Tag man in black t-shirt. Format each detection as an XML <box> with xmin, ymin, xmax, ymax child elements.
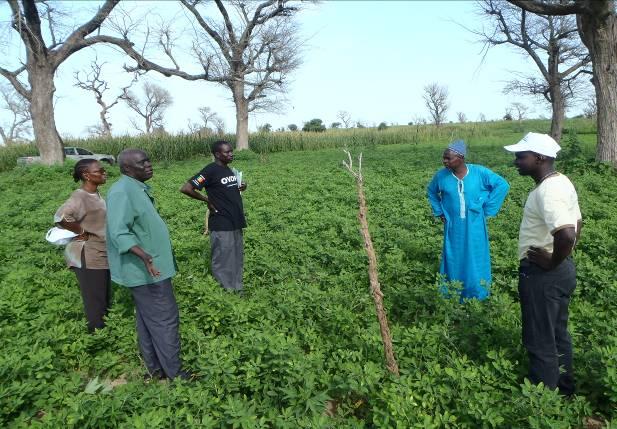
<box><xmin>180</xmin><ymin>141</ymin><xmax>247</xmax><ymax>291</ymax></box>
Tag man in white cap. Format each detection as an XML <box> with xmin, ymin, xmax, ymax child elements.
<box><xmin>504</xmin><ymin>132</ymin><xmax>582</xmax><ymax>396</ymax></box>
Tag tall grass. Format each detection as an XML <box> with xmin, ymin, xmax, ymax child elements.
<box><xmin>0</xmin><ymin>133</ymin><xmax>233</xmax><ymax>172</ymax></box>
<box><xmin>0</xmin><ymin>118</ymin><xmax>596</xmax><ymax>172</ymax></box>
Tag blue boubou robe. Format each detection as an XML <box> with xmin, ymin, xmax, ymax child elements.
<box><xmin>427</xmin><ymin>164</ymin><xmax>510</xmax><ymax>300</ymax></box>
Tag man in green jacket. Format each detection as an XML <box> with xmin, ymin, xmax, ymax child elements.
<box><xmin>106</xmin><ymin>149</ymin><xmax>188</xmax><ymax>380</ymax></box>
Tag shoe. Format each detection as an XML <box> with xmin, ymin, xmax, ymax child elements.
<box><xmin>174</xmin><ymin>370</ymin><xmax>194</xmax><ymax>381</ymax></box>
<box><xmin>144</xmin><ymin>368</ymin><xmax>166</xmax><ymax>381</ymax></box>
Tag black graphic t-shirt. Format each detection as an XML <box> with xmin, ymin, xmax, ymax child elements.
<box><xmin>190</xmin><ymin>163</ymin><xmax>246</xmax><ymax>231</ymax></box>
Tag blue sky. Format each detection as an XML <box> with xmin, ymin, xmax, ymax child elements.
<box><xmin>0</xmin><ymin>1</ymin><xmax>583</xmax><ymax>139</ymax></box>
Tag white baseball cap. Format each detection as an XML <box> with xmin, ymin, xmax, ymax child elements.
<box><xmin>504</xmin><ymin>132</ymin><xmax>561</xmax><ymax>158</ymax></box>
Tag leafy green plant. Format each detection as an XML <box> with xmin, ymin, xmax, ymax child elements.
<box><xmin>0</xmin><ymin>130</ymin><xmax>615</xmax><ymax>427</ymax></box>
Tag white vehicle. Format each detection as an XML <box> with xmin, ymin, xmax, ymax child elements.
<box><xmin>17</xmin><ymin>147</ymin><xmax>116</xmax><ymax>165</ymax></box>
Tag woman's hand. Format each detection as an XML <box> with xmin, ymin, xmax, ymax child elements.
<box><xmin>57</xmin><ymin>220</ymin><xmax>89</xmax><ymax>241</ymax></box>
<box><xmin>75</xmin><ymin>229</ymin><xmax>89</xmax><ymax>241</ymax></box>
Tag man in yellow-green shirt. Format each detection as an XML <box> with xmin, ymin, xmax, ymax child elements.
<box><xmin>505</xmin><ymin>133</ymin><xmax>582</xmax><ymax>397</ymax></box>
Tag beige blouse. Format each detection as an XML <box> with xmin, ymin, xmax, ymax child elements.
<box><xmin>54</xmin><ymin>189</ymin><xmax>108</xmax><ymax>269</ymax></box>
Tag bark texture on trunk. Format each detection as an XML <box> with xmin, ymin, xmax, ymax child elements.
<box><xmin>580</xmin><ymin>2</ymin><xmax>617</xmax><ymax>164</ymax></box>
<box><xmin>549</xmin><ymin>86</ymin><xmax>566</xmax><ymax>143</ymax></box>
<box><xmin>547</xmin><ymin>37</ymin><xmax>566</xmax><ymax>143</ymax></box>
<box><xmin>96</xmin><ymin>101</ymin><xmax>112</xmax><ymax>137</ymax></box>
<box><xmin>28</xmin><ymin>69</ymin><xmax>64</xmax><ymax>165</ymax></box>
<box><xmin>233</xmin><ymin>82</ymin><xmax>250</xmax><ymax>150</ymax></box>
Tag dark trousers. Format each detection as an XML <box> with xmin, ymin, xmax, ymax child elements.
<box><xmin>72</xmin><ymin>256</ymin><xmax>112</xmax><ymax>333</ymax></box>
<box><xmin>210</xmin><ymin>229</ymin><xmax>244</xmax><ymax>290</ymax></box>
<box><xmin>130</xmin><ymin>278</ymin><xmax>182</xmax><ymax>379</ymax></box>
<box><xmin>518</xmin><ymin>257</ymin><xmax>576</xmax><ymax>395</ymax></box>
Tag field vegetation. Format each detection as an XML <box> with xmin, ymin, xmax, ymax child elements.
<box><xmin>0</xmin><ymin>118</ymin><xmax>597</xmax><ymax>172</ymax></box>
<box><xmin>1</xmin><ymin>119</ymin><xmax>616</xmax><ymax>428</ymax></box>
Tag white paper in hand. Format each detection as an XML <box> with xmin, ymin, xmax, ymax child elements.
<box><xmin>233</xmin><ymin>168</ymin><xmax>243</xmax><ymax>189</ymax></box>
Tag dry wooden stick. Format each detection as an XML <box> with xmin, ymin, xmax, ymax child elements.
<box><xmin>342</xmin><ymin>150</ymin><xmax>400</xmax><ymax>376</ymax></box>
<box><xmin>203</xmin><ymin>208</ymin><xmax>209</xmax><ymax>235</ymax></box>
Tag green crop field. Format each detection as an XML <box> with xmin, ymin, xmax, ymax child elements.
<box><xmin>1</xmin><ymin>121</ymin><xmax>616</xmax><ymax>428</ymax></box>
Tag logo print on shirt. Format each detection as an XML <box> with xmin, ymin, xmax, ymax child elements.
<box><xmin>221</xmin><ymin>175</ymin><xmax>237</xmax><ymax>186</ymax></box>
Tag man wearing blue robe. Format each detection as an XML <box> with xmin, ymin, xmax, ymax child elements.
<box><xmin>427</xmin><ymin>140</ymin><xmax>510</xmax><ymax>300</ymax></box>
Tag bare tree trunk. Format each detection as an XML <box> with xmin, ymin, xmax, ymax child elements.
<box><xmin>95</xmin><ymin>99</ymin><xmax>112</xmax><ymax>137</ymax></box>
<box><xmin>579</xmin><ymin>7</ymin><xmax>617</xmax><ymax>164</ymax></box>
<box><xmin>98</xmin><ymin>108</ymin><xmax>112</xmax><ymax>137</ymax></box>
<box><xmin>343</xmin><ymin>151</ymin><xmax>399</xmax><ymax>377</ymax></box>
<box><xmin>233</xmin><ymin>82</ymin><xmax>250</xmax><ymax>150</ymax></box>
<box><xmin>549</xmin><ymin>86</ymin><xmax>566</xmax><ymax>142</ymax></box>
<box><xmin>29</xmin><ymin>69</ymin><xmax>63</xmax><ymax>164</ymax></box>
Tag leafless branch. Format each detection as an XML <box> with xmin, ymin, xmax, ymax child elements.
<box><xmin>51</xmin><ymin>0</ymin><xmax>121</xmax><ymax>69</ymax></box>
<box><xmin>74</xmin><ymin>59</ymin><xmax>135</xmax><ymax>136</ymax></box>
<box><xmin>0</xmin><ymin>65</ymin><xmax>30</xmax><ymax>99</ymax></box>
<box><xmin>507</xmin><ymin>0</ymin><xmax>587</xmax><ymax>16</ymax></box>
<box><xmin>342</xmin><ymin>149</ymin><xmax>362</xmax><ymax>181</ymax></box>
<box><xmin>0</xmin><ymin>84</ymin><xmax>32</xmax><ymax>144</ymax></box>
<box><xmin>157</xmin><ymin>22</ymin><xmax>181</xmax><ymax>70</ymax></box>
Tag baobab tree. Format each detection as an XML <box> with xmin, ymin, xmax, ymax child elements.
<box><xmin>508</xmin><ymin>0</ymin><xmax>617</xmax><ymax>164</ymax></box>
<box><xmin>74</xmin><ymin>59</ymin><xmax>134</xmax><ymax>137</ymax></box>
<box><xmin>475</xmin><ymin>0</ymin><xmax>591</xmax><ymax>142</ymax></box>
<box><xmin>0</xmin><ymin>0</ymin><xmax>121</xmax><ymax>164</ymax></box>
<box><xmin>423</xmin><ymin>82</ymin><xmax>449</xmax><ymax>127</ymax></box>
<box><xmin>100</xmin><ymin>0</ymin><xmax>305</xmax><ymax>150</ymax></box>
<box><xmin>121</xmin><ymin>82</ymin><xmax>173</xmax><ymax>135</ymax></box>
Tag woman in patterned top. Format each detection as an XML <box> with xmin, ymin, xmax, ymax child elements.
<box><xmin>55</xmin><ymin>159</ymin><xmax>111</xmax><ymax>333</ymax></box>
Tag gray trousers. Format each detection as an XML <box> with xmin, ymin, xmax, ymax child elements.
<box><xmin>519</xmin><ymin>257</ymin><xmax>576</xmax><ymax>395</ymax></box>
<box><xmin>130</xmin><ymin>278</ymin><xmax>182</xmax><ymax>379</ymax></box>
<box><xmin>210</xmin><ymin>229</ymin><xmax>244</xmax><ymax>290</ymax></box>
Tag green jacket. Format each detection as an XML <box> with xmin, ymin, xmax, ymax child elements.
<box><xmin>106</xmin><ymin>175</ymin><xmax>176</xmax><ymax>287</ymax></box>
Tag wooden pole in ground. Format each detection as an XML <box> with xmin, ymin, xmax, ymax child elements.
<box><xmin>343</xmin><ymin>150</ymin><xmax>400</xmax><ymax>376</ymax></box>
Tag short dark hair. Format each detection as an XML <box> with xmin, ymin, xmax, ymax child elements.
<box><xmin>211</xmin><ymin>140</ymin><xmax>231</xmax><ymax>155</ymax></box>
<box><xmin>118</xmin><ymin>149</ymin><xmax>146</xmax><ymax>174</ymax></box>
<box><xmin>72</xmin><ymin>159</ymin><xmax>98</xmax><ymax>182</ymax></box>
